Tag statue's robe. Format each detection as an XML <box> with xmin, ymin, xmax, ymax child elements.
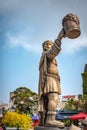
<box><xmin>38</xmin><ymin>40</ymin><xmax>62</xmax><ymax>112</ymax></box>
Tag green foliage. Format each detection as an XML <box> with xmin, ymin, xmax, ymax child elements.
<box><xmin>63</xmin><ymin>119</ymin><xmax>71</xmax><ymax>127</ymax></box>
<box><xmin>65</xmin><ymin>96</ymin><xmax>87</xmax><ymax>112</ymax></box>
<box><xmin>64</xmin><ymin>99</ymin><xmax>77</xmax><ymax>111</ymax></box>
<box><xmin>82</xmin><ymin>71</ymin><xmax>87</xmax><ymax>111</ymax></box>
<box><xmin>82</xmin><ymin>72</ymin><xmax>87</xmax><ymax>94</ymax></box>
<box><xmin>83</xmin><ymin>94</ymin><xmax>87</xmax><ymax>112</ymax></box>
<box><xmin>2</xmin><ymin>111</ymin><xmax>32</xmax><ymax>130</ymax></box>
<box><xmin>12</xmin><ymin>87</ymin><xmax>38</xmax><ymax>114</ymax></box>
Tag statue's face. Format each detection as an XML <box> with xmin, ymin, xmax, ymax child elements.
<box><xmin>43</xmin><ymin>42</ymin><xmax>53</xmax><ymax>51</ymax></box>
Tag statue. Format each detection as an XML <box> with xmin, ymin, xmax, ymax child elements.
<box><xmin>38</xmin><ymin>13</ymin><xmax>81</xmax><ymax>128</ymax></box>
<box><xmin>38</xmin><ymin>29</ymin><xmax>65</xmax><ymax>128</ymax></box>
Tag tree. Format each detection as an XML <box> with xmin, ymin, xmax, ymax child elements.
<box><xmin>11</xmin><ymin>87</ymin><xmax>38</xmax><ymax>114</ymax></box>
<box><xmin>81</xmin><ymin>67</ymin><xmax>87</xmax><ymax>112</ymax></box>
<box><xmin>64</xmin><ymin>99</ymin><xmax>78</xmax><ymax>111</ymax></box>
<box><xmin>83</xmin><ymin>94</ymin><xmax>87</xmax><ymax>112</ymax></box>
<box><xmin>64</xmin><ymin>97</ymin><xmax>87</xmax><ymax>112</ymax></box>
<box><xmin>82</xmin><ymin>72</ymin><xmax>87</xmax><ymax>94</ymax></box>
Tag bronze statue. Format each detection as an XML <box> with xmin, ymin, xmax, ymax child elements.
<box><xmin>38</xmin><ymin>13</ymin><xmax>81</xmax><ymax>128</ymax></box>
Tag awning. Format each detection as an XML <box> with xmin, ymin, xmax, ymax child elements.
<box><xmin>69</xmin><ymin>112</ymin><xmax>87</xmax><ymax>120</ymax></box>
<box><xmin>56</xmin><ymin>112</ymin><xmax>66</xmax><ymax>120</ymax></box>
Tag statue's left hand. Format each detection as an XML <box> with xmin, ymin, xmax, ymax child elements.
<box><xmin>57</xmin><ymin>28</ymin><xmax>66</xmax><ymax>40</ymax></box>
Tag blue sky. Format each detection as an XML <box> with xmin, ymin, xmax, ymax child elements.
<box><xmin>0</xmin><ymin>0</ymin><xmax>87</xmax><ymax>103</ymax></box>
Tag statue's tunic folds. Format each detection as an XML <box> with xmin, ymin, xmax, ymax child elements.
<box><xmin>38</xmin><ymin>40</ymin><xmax>61</xmax><ymax>112</ymax></box>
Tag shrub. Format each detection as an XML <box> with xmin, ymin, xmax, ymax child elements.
<box><xmin>2</xmin><ymin>111</ymin><xmax>32</xmax><ymax>130</ymax></box>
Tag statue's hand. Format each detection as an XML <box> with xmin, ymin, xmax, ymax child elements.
<box><xmin>54</xmin><ymin>28</ymin><xmax>66</xmax><ymax>47</ymax></box>
<box><xmin>57</xmin><ymin>28</ymin><xmax>66</xmax><ymax>40</ymax></box>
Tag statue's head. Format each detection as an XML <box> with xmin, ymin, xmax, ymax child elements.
<box><xmin>42</xmin><ymin>40</ymin><xmax>53</xmax><ymax>51</ymax></box>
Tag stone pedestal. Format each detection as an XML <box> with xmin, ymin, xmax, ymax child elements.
<box><xmin>34</xmin><ymin>126</ymin><xmax>69</xmax><ymax>130</ymax></box>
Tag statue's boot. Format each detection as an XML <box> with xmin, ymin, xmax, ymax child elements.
<box><xmin>45</xmin><ymin>111</ymin><xmax>65</xmax><ymax>128</ymax></box>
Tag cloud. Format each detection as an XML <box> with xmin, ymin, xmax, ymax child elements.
<box><xmin>0</xmin><ymin>0</ymin><xmax>87</xmax><ymax>55</ymax></box>
<box><xmin>5</xmin><ymin>32</ymin><xmax>41</xmax><ymax>53</ymax></box>
<box><xmin>4</xmin><ymin>31</ymin><xmax>87</xmax><ymax>55</ymax></box>
<box><xmin>62</xmin><ymin>34</ymin><xmax>87</xmax><ymax>54</ymax></box>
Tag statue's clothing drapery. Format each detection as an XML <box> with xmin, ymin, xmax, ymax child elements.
<box><xmin>38</xmin><ymin>41</ymin><xmax>61</xmax><ymax>112</ymax></box>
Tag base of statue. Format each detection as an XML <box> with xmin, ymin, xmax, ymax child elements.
<box><xmin>34</xmin><ymin>126</ymin><xmax>69</xmax><ymax>130</ymax></box>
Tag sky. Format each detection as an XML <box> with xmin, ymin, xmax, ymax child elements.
<box><xmin>0</xmin><ymin>0</ymin><xmax>87</xmax><ymax>103</ymax></box>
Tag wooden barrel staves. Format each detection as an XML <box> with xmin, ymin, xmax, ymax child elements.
<box><xmin>62</xmin><ymin>13</ymin><xmax>81</xmax><ymax>39</ymax></box>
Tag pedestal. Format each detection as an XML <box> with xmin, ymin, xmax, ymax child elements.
<box><xmin>34</xmin><ymin>126</ymin><xmax>69</xmax><ymax>130</ymax></box>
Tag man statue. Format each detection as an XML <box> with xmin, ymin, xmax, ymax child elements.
<box><xmin>38</xmin><ymin>28</ymin><xmax>65</xmax><ymax>128</ymax></box>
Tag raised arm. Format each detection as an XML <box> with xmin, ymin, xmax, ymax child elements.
<box><xmin>46</xmin><ymin>28</ymin><xmax>65</xmax><ymax>59</ymax></box>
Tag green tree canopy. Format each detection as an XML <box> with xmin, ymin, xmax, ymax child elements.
<box><xmin>11</xmin><ymin>87</ymin><xmax>38</xmax><ymax>114</ymax></box>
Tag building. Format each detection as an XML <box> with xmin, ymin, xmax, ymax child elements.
<box><xmin>62</xmin><ymin>95</ymin><xmax>78</xmax><ymax>101</ymax></box>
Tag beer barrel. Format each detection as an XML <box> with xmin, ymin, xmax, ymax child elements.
<box><xmin>62</xmin><ymin>13</ymin><xmax>81</xmax><ymax>39</ymax></box>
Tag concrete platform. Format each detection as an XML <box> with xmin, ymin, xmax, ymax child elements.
<box><xmin>34</xmin><ymin>126</ymin><xmax>69</xmax><ymax>130</ymax></box>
